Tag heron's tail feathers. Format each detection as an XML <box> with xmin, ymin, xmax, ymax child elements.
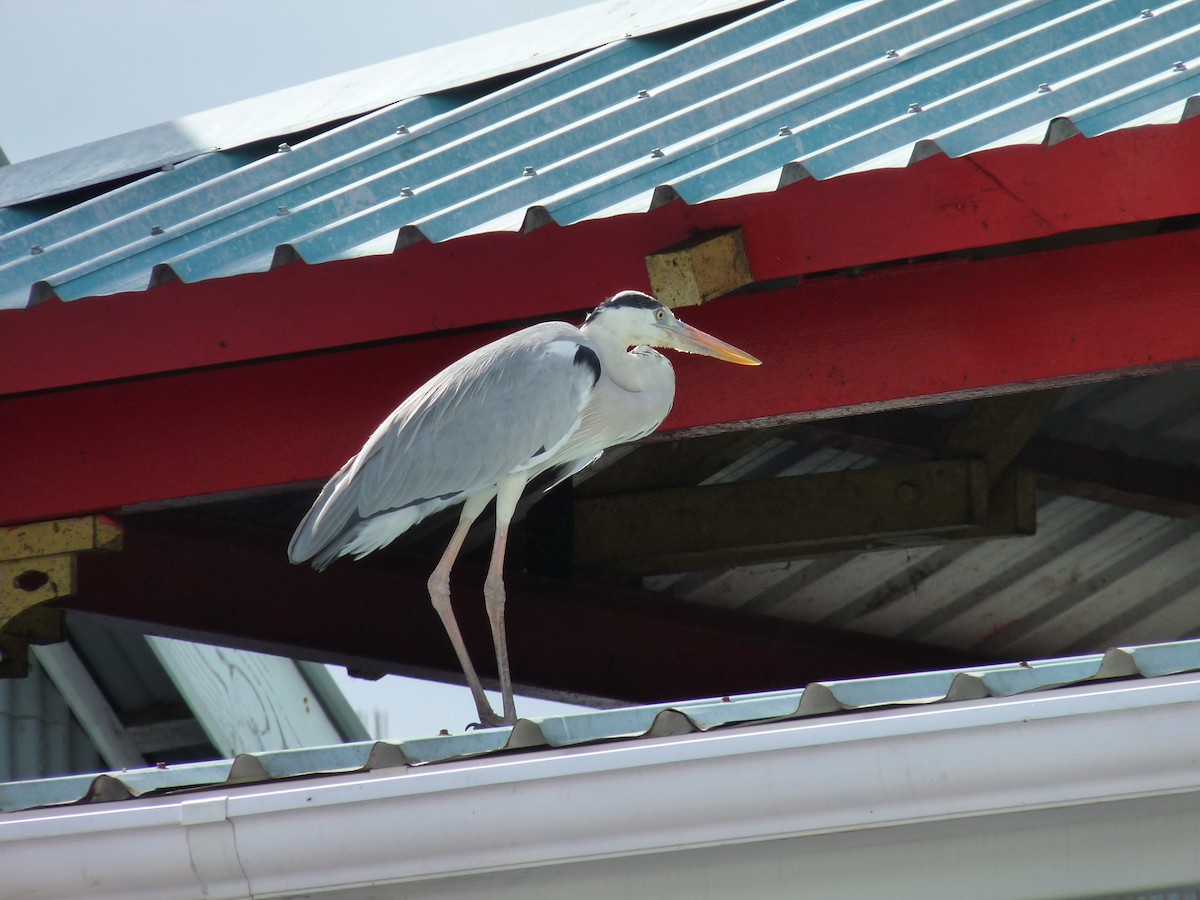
<box><xmin>288</xmin><ymin>457</ymin><xmax>362</xmax><ymax>568</ymax></box>
<box><xmin>289</xmin><ymin>459</ymin><xmax>441</xmax><ymax>570</ymax></box>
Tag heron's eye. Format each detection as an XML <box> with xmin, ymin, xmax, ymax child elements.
<box><xmin>655</xmin><ymin>308</ymin><xmax>665</xmax><ymax>321</ymax></box>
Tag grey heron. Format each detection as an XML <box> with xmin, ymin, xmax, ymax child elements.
<box><xmin>289</xmin><ymin>290</ymin><xmax>761</xmax><ymax>726</ymax></box>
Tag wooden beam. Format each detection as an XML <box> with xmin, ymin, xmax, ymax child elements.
<box><xmin>30</xmin><ymin>642</ymin><xmax>146</xmax><ymax>769</ymax></box>
<box><xmin>805</xmin><ymin>410</ymin><xmax>1200</xmax><ymax>524</ymax></box>
<box><xmin>66</xmin><ymin>513</ymin><xmax>988</xmax><ymax>703</ymax></box>
<box><xmin>937</xmin><ymin>389</ymin><xmax>1066</xmax><ymax>482</ymax></box>
<box><xmin>578</xmin><ymin>426</ymin><xmax>790</xmax><ymax>496</ymax></box>
<box><xmin>5</xmin><ymin>228</ymin><xmax>1200</xmax><ymax>527</ymax></box>
<box><xmin>3</xmin><ymin>118</ymin><xmax>1200</xmax><ymax>398</ymax></box>
<box><xmin>145</xmin><ymin>637</ymin><xmax>345</xmax><ymax>756</ymax></box>
<box><xmin>574</xmin><ymin>459</ymin><xmax>1036</xmax><ymax>575</ymax></box>
<box><xmin>1022</xmin><ymin>439</ymin><xmax>1200</xmax><ymax>525</ymax></box>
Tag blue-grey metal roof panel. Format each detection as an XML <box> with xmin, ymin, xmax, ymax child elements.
<box><xmin>0</xmin><ymin>0</ymin><xmax>764</xmax><ymax>210</ymax></box>
<box><xmin>1</xmin><ymin>0</ymin><xmax>1198</xmax><ymax>310</ymax></box>
<box><xmin>3</xmin><ymin>638</ymin><xmax>1198</xmax><ymax>813</ymax></box>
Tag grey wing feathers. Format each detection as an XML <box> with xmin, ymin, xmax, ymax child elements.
<box><xmin>288</xmin><ymin>323</ymin><xmax>597</xmax><ymax>567</ymax></box>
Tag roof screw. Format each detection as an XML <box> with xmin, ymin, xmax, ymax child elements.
<box><xmin>395</xmin><ymin>124</ymin><xmax>409</xmax><ymax>135</ymax></box>
<box><xmin>1174</xmin><ymin>60</ymin><xmax>1188</xmax><ymax>72</ymax></box>
<box><xmin>29</xmin><ymin>244</ymin><xmax>43</xmax><ymax>255</ymax></box>
<box><xmin>522</xmin><ymin>165</ymin><xmax>537</xmax><ymax>176</ymax></box>
<box><xmin>399</xmin><ymin>186</ymin><xmax>415</xmax><ymax>197</ymax></box>
<box><xmin>650</xmin><ymin>147</ymin><xmax>665</xmax><ymax>158</ymax></box>
<box><xmin>885</xmin><ymin>49</ymin><xmax>900</xmax><ymax>59</ymax></box>
<box><xmin>636</xmin><ymin>89</ymin><xmax>650</xmax><ymax>99</ymax></box>
<box><xmin>149</xmin><ymin>225</ymin><xmax>164</xmax><ymax>235</ymax></box>
<box><xmin>777</xmin><ymin>125</ymin><xmax>793</xmax><ymax>137</ymax></box>
<box><xmin>1037</xmin><ymin>82</ymin><xmax>1052</xmax><ymax>93</ymax></box>
<box><xmin>160</xmin><ymin>162</ymin><xmax>175</xmax><ymax>172</ymax></box>
<box><xmin>907</xmin><ymin>102</ymin><xmax>923</xmax><ymax>113</ymax></box>
<box><xmin>276</xmin><ymin>205</ymin><xmax>290</xmax><ymax>216</ymax></box>
<box><xmin>277</xmin><ymin>142</ymin><xmax>292</xmax><ymax>153</ymax></box>
<box><xmin>1141</xmin><ymin>8</ymin><xmax>1154</xmax><ymax>16</ymax></box>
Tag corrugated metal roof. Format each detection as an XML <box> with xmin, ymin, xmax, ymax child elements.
<box><xmin>3</xmin><ymin>637</ymin><xmax>1198</xmax><ymax>814</ymax></box>
<box><xmin>0</xmin><ymin>0</ymin><xmax>763</xmax><ymax>209</ymax></box>
<box><xmin>1</xmin><ymin>0</ymin><xmax>1198</xmax><ymax>310</ymax></box>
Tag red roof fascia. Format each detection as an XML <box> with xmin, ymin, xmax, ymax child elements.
<box><xmin>2</xmin><ymin>118</ymin><xmax>1199</xmax><ymax>398</ymax></box>
<box><xmin>5</xmin><ymin>227</ymin><xmax>1200</xmax><ymax>526</ymax></box>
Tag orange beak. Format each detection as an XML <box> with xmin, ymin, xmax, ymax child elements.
<box><xmin>666</xmin><ymin>319</ymin><xmax>762</xmax><ymax>366</ymax></box>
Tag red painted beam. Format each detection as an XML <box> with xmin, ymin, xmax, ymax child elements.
<box><xmin>3</xmin><ymin>120</ymin><xmax>1200</xmax><ymax>397</ymax></box>
<box><xmin>68</xmin><ymin>513</ymin><xmax>987</xmax><ymax>701</ymax></box>
<box><xmin>4</xmin><ymin>228</ymin><xmax>1200</xmax><ymax>526</ymax></box>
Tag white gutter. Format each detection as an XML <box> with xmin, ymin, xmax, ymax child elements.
<box><xmin>5</xmin><ymin>673</ymin><xmax>1200</xmax><ymax>899</ymax></box>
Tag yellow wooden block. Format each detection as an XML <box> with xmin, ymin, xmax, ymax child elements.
<box><xmin>0</xmin><ymin>515</ymin><xmax>122</xmax><ymax>561</ymax></box>
<box><xmin>0</xmin><ymin>554</ymin><xmax>76</xmax><ymax>621</ymax></box>
<box><xmin>645</xmin><ymin>227</ymin><xmax>752</xmax><ymax>309</ymax></box>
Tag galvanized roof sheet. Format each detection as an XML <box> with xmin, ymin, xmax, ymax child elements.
<box><xmin>2</xmin><ymin>0</ymin><xmax>1198</xmax><ymax>310</ymax></box>
<box><xmin>0</xmin><ymin>0</ymin><xmax>763</xmax><ymax>209</ymax></box>
<box><xmin>3</xmin><ymin>637</ymin><xmax>1198</xmax><ymax>814</ymax></box>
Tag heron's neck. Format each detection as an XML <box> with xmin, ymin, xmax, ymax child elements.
<box><xmin>582</xmin><ymin>326</ymin><xmax>669</xmax><ymax>392</ymax></box>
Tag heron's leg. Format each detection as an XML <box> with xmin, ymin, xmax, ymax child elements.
<box><xmin>427</xmin><ymin>492</ymin><xmax>501</xmax><ymax>727</ymax></box>
<box><xmin>485</xmin><ymin>476</ymin><xmax>525</xmax><ymax>725</ymax></box>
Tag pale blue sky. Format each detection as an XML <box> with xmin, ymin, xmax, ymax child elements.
<box><xmin>1</xmin><ymin>0</ymin><xmax>597</xmax><ymax>736</ymax></box>
<box><xmin>0</xmin><ymin>0</ymin><xmax>591</xmax><ymax>163</ymax></box>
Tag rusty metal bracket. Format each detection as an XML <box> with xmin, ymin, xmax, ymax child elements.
<box><xmin>0</xmin><ymin>516</ymin><xmax>122</xmax><ymax>677</ymax></box>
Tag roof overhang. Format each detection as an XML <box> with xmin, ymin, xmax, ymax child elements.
<box><xmin>5</xmin><ymin>120</ymin><xmax>1200</xmax><ymax>526</ymax></box>
<box><xmin>5</xmin><ymin>672</ymin><xmax>1200</xmax><ymax>898</ymax></box>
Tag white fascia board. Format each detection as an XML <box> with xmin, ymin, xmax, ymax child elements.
<box><xmin>4</xmin><ymin>673</ymin><xmax>1200</xmax><ymax>899</ymax></box>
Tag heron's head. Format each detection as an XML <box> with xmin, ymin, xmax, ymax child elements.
<box><xmin>582</xmin><ymin>291</ymin><xmax>761</xmax><ymax>366</ymax></box>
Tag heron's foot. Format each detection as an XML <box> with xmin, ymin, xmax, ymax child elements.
<box><xmin>467</xmin><ymin>712</ymin><xmax>515</xmax><ymax>730</ymax></box>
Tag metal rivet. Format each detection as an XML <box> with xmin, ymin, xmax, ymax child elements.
<box><xmin>160</xmin><ymin>162</ymin><xmax>175</xmax><ymax>172</ymax></box>
<box><xmin>650</xmin><ymin>147</ymin><xmax>665</xmax><ymax>158</ymax></box>
<box><xmin>886</xmin><ymin>49</ymin><xmax>900</xmax><ymax>59</ymax></box>
<box><xmin>1174</xmin><ymin>60</ymin><xmax>1188</xmax><ymax>72</ymax></box>
<box><xmin>149</xmin><ymin>225</ymin><xmax>164</xmax><ymax>235</ymax></box>
<box><xmin>277</xmin><ymin>142</ymin><xmax>292</xmax><ymax>153</ymax></box>
<box><xmin>276</xmin><ymin>205</ymin><xmax>289</xmax><ymax>216</ymax></box>
<box><xmin>29</xmin><ymin>245</ymin><xmax>43</xmax><ymax>255</ymax></box>
<box><xmin>777</xmin><ymin>126</ymin><xmax>793</xmax><ymax>137</ymax></box>
<box><xmin>399</xmin><ymin>187</ymin><xmax>414</xmax><ymax>197</ymax></box>
<box><xmin>395</xmin><ymin>125</ymin><xmax>409</xmax><ymax>135</ymax></box>
<box><xmin>1141</xmin><ymin>8</ymin><xmax>1154</xmax><ymax>16</ymax></box>
<box><xmin>908</xmin><ymin>102</ymin><xmax>923</xmax><ymax>113</ymax></box>
<box><xmin>636</xmin><ymin>89</ymin><xmax>650</xmax><ymax>99</ymax></box>
<box><xmin>522</xmin><ymin>165</ymin><xmax>537</xmax><ymax>177</ymax></box>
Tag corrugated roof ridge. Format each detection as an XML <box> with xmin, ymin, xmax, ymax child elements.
<box><xmin>4</xmin><ymin>638</ymin><xmax>1200</xmax><ymax>814</ymax></box>
<box><xmin>2</xmin><ymin>0</ymin><xmax>1198</xmax><ymax>308</ymax></box>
